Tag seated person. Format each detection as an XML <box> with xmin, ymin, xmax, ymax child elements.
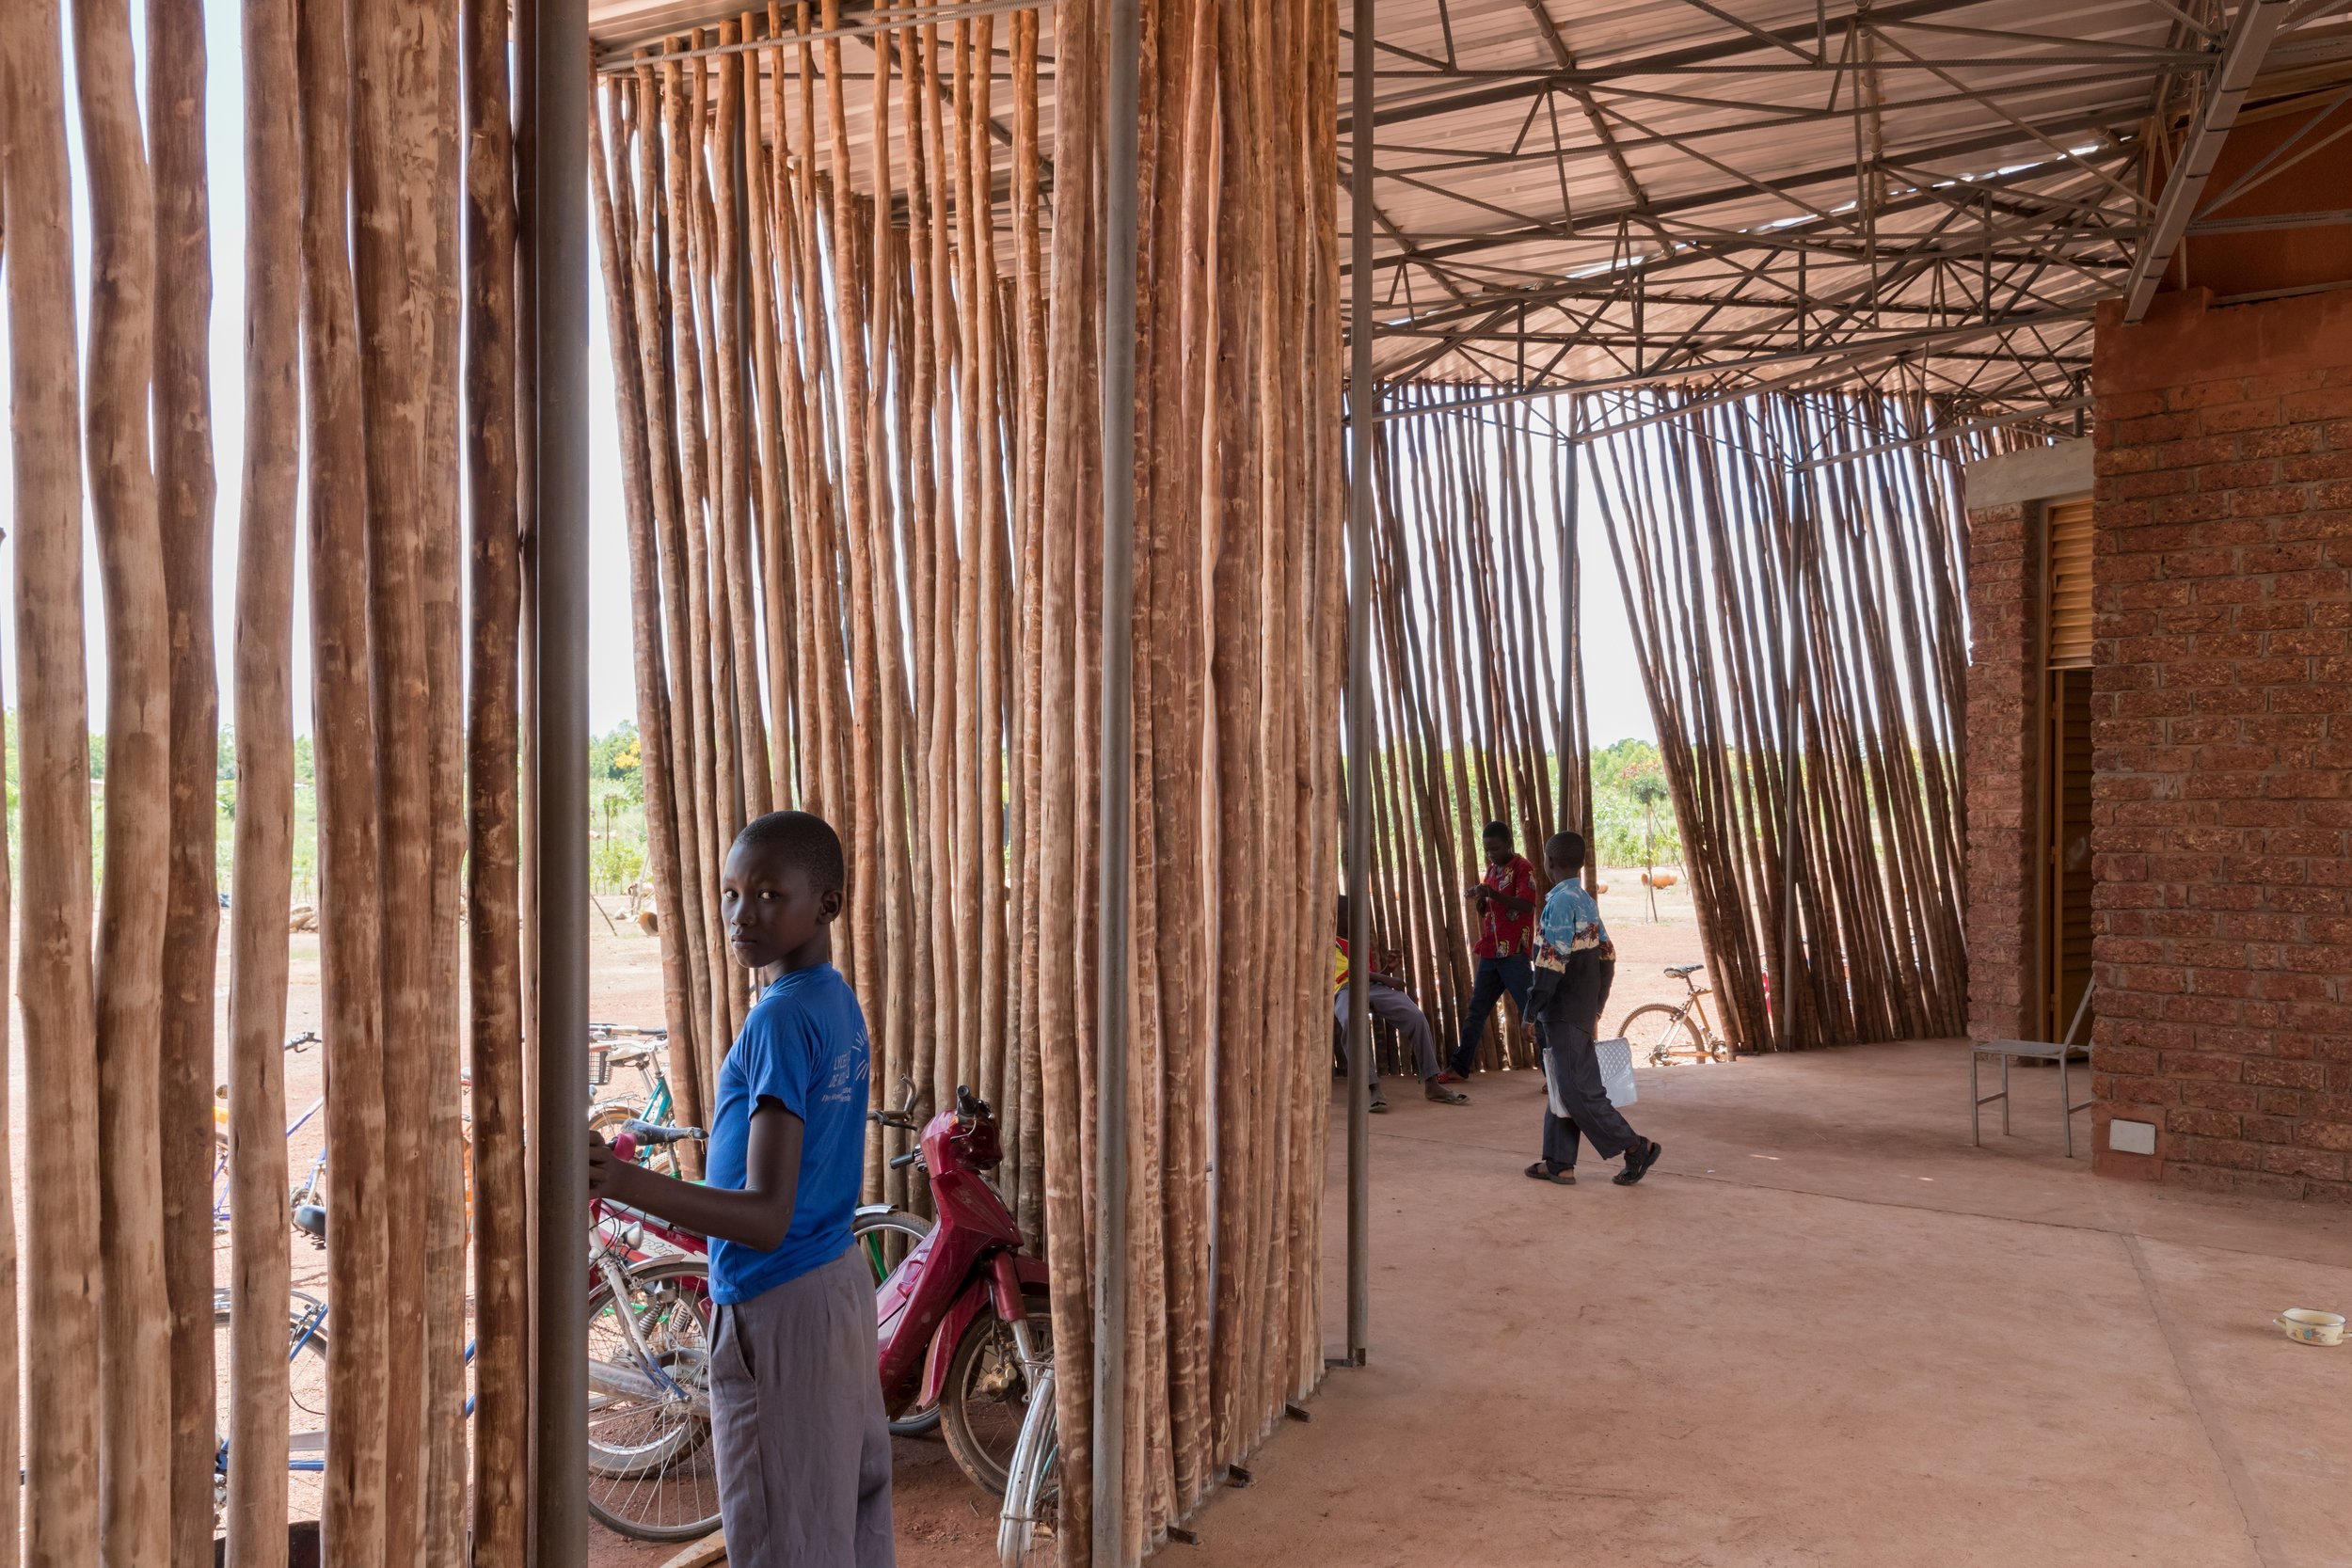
<box><xmin>1334</xmin><ymin>896</ymin><xmax>1468</xmax><ymax>1111</ymax></box>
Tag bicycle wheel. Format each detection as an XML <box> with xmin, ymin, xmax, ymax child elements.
<box><xmin>996</xmin><ymin>1364</ymin><xmax>1058</xmax><ymax>1567</ymax></box>
<box><xmin>941</xmin><ymin>1288</ymin><xmax>1051</xmax><ymax>1496</ymax></box>
<box><xmin>1686</xmin><ymin>993</ymin><xmax>1735</xmax><ymax>1061</ymax></box>
<box><xmin>854</xmin><ymin>1209</ymin><xmax>942</xmax><ymax>1437</ymax></box>
<box><xmin>213</xmin><ymin>1288</ymin><xmax>330</xmax><ymax>1528</ymax></box>
<box><xmin>585</xmin><ymin>1253</ymin><xmax>721</xmax><ymax>1543</ymax></box>
<box><xmin>1619</xmin><ymin>1003</ymin><xmax>1702</xmax><ymax>1068</ymax></box>
<box><xmin>588</xmin><ymin>1097</ymin><xmax>678</xmax><ymax>1179</ymax></box>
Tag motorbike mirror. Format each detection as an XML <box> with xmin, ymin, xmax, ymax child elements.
<box><xmin>896</xmin><ymin>1074</ymin><xmax>920</xmax><ymax>1117</ymax></box>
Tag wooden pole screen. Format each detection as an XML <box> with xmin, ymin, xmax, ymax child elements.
<box><xmin>1583</xmin><ymin>388</ymin><xmax>1994</xmax><ymax>1051</ymax></box>
<box><xmin>1360</xmin><ymin>388</ymin><xmax>1590</xmax><ymax>1078</ymax></box>
<box><xmin>592</xmin><ymin>3</ymin><xmax>1342</xmax><ymax>1555</ymax></box>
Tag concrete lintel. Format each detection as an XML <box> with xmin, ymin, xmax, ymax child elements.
<box><xmin>1963</xmin><ymin>438</ymin><xmax>2092</xmax><ymax>512</ymax></box>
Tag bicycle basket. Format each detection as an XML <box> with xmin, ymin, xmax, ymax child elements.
<box><xmin>589</xmin><ymin>1043</ymin><xmax>613</xmax><ymax>1088</ymax></box>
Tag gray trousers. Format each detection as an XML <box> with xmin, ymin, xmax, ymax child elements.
<box><xmin>1334</xmin><ymin>981</ymin><xmax>1442</xmax><ymax>1087</ymax></box>
<box><xmin>1539</xmin><ymin>1020</ymin><xmax>1641</xmax><ymax>1168</ymax></box>
<box><xmin>711</xmin><ymin>1246</ymin><xmax>895</xmax><ymax>1568</ymax></box>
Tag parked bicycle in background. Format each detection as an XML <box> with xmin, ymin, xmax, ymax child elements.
<box><xmin>1618</xmin><ymin>963</ymin><xmax>1734</xmax><ymax>1066</ymax></box>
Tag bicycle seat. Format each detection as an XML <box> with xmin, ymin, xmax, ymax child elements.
<box><xmin>1663</xmin><ymin>963</ymin><xmax>1704</xmax><ymax>977</ymax></box>
<box><xmin>607</xmin><ymin>1043</ymin><xmax>659</xmax><ymax>1069</ymax></box>
<box><xmin>294</xmin><ymin>1203</ymin><xmax>327</xmax><ymax>1242</ymax></box>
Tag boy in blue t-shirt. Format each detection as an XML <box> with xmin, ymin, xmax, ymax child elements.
<box><xmin>588</xmin><ymin>810</ymin><xmax>892</xmax><ymax>1567</ymax></box>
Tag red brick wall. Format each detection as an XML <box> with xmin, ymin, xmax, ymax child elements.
<box><xmin>2089</xmin><ymin>286</ymin><xmax>2352</xmax><ymax>1204</ymax></box>
<box><xmin>1964</xmin><ymin>499</ymin><xmax>2039</xmax><ymax>1046</ymax></box>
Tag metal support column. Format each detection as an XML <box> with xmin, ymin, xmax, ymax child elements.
<box><xmin>1343</xmin><ymin>0</ymin><xmax>1375</xmax><ymax>1369</ymax></box>
<box><xmin>1092</xmin><ymin>0</ymin><xmax>1143</xmax><ymax>1552</ymax></box>
<box><xmin>529</xmin><ymin>0</ymin><xmax>589</xmax><ymax>1557</ymax></box>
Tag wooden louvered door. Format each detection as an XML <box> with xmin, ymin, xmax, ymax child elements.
<box><xmin>2041</xmin><ymin>498</ymin><xmax>2094</xmax><ymax>1041</ymax></box>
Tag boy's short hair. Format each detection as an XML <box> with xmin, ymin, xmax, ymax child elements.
<box><xmin>733</xmin><ymin>810</ymin><xmax>847</xmax><ymax>894</ymax></box>
<box><xmin>1483</xmin><ymin>820</ymin><xmax>1511</xmax><ymax>840</ymax></box>
<box><xmin>1546</xmin><ymin>831</ymin><xmax>1586</xmax><ymax>869</ymax></box>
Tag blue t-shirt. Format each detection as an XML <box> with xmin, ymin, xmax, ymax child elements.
<box><xmin>704</xmin><ymin>964</ymin><xmax>870</xmax><ymax>1305</ymax></box>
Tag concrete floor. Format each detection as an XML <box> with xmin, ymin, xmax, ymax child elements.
<box><xmin>1168</xmin><ymin>1042</ymin><xmax>2352</xmax><ymax>1568</ymax></box>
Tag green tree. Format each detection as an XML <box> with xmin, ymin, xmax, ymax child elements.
<box><xmin>1627</xmin><ymin>767</ymin><xmax>1671</xmax><ymax>923</ymax></box>
<box><xmin>590</xmin><ymin>720</ymin><xmax>644</xmax><ymax>803</ymax></box>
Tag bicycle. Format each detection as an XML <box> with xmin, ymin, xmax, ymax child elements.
<box><xmin>210</xmin><ymin>1031</ymin><xmax>327</xmax><ymax>1231</ymax></box>
<box><xmin>1617</xmin><ymin>963</ymin><xmax>1734</xmax><ymax>1066</ymax></box>
<box><xmin>212</xmin><ymin>1192</ymin><xmax>724</xmax><ymax>1546</ymax></box>
<box><xmin>996</xmin><ymin>1362</ymin><xmax>1058</xmax><ymax>1566</ymax></box>
<box><xmin>588</xmin><ymin>1024</ymin><xmax>691</xmax><ymax>1177</ymax></box>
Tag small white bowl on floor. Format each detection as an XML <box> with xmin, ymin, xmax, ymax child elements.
<box><xmin>2276</xmin><ymin>1307</ymin><xmax>2345</xmax><ymax>1346</ymax></box>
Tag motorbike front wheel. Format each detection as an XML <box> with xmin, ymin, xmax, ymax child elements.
<box><xmin>941</xmin><ymin>1288</ymin><xmax>1052</xmax><ymax>1496</ymax></box>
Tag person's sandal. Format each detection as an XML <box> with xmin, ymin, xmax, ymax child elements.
<box><xmin>1524</xmin><ymin>1161</ymin><xmax>1575</xmax><ymax>1184</ymax></box>
<box><xmin>1424</xmin><ymin>1082</ymin><xmax>1468</xmax><ymax>1105</ymax></box>
<box><xmin>1436</xmin><ymin>1069</ymin><xmax>1470</xmax><ymax>1085</ymax></box>
<box><xmin>1613</xmin><ymin>1139</ymin><xmax>1661</xmax><ymax>1185</ymax></box>
<box><xmin>1369</xmin><ymin>1095</ymin><xmax>1389</xmax><ymax>1114</ymax></box>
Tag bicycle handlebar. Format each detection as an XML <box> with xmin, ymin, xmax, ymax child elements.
<box><xmin>620</xmin><ymin>1118</ymin><xmax>706</xmax><ymax>1146</ymax></box>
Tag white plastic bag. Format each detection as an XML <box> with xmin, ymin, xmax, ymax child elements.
<box><xmin>1540</xmin><ymin>1046</ymin><xmax>1572</xmax><ymax>1119</ymax></box>
<box><xmin>1597</xmin><ymin>1037</ymin><xmax>1637</xmax><ymax>1107</ymax></box>
<box><xmin>1543</xmin><ymin>1037</ymin><xmax>1640</xmax><ymax>1117</ymax></box>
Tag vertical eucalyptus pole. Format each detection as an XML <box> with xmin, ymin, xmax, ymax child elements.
<box><xmin>465</xmin><ymin>0</ymin><xmax>527</xmax><ymax>1552</ymax></box>
<box><xmin>1343</xmin><ymin>0</ymin><xmax>1375</xmax><ymax>1367</ymax></box>
<box><xmin>226</xmin><ymin>0</ymin><xmax>302</xmax><ymax>1559</ymax></box>
<box><xmin>1094</xmin><ymin>0</ymin><xmax>1142</xmax><ymax>1552</ymax></box>
<box><xmin>76</xmin><ymin>0</ymin><xmax>174</xmax><ymax>1551</ymax></box>
<box><xmin>529</xmin><ymin>0</ymin><xmax>590</xmax><ymax>1558</ymax></box>
<box><xmin>2</xmin><ymin>5</ymin><xmax>103</xmax><ymax>1562</ymax></box>
<box><xmin>149</xmin><ymin>0</ymin><xmax>224</xmax><ymax>1551</ymax></box>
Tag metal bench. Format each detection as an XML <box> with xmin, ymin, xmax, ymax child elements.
<box><xmin>1972</xmin><ymin>982</ymin><xmax>2095</xmax><ymax>1157</ymax></box>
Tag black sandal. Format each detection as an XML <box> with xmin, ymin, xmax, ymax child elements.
<box><xmin>1613</xmin><ymin>1139</ymin><xmax>1661</xmax><ymax>1185</ymax></box>
<box><xmin>1524</xmin><ymin>1161</ymin><xmax>1576</xmax><ymax>1185</ymax></box>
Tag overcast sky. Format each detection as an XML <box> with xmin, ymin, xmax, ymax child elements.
<box><xmin>0</xmin><ymin>2</ymin><xmax>1658</xmax><ymax>752</ymax></box>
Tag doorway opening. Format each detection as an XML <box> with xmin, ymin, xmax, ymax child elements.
<box><xmin>2039</xmin><ymin>498</ymin><xmax>2094</xmax><ymax>1042</ymax></box>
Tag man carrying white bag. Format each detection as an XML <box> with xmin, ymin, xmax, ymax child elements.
<box><xmin>1524</xmin><ymin>832</ymin><xmax>1663</xmax><ymax>1188</ymax></box>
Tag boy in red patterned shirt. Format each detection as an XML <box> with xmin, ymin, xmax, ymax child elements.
<box><xmin>1440</xmin><ymin>821</ymin><xmax>1539</xmax><ymax>1081</ymax></box>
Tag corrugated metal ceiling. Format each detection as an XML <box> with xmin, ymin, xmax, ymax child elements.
<box><xmin>588</xmin><ymin>0</ymin><xmax>2352</xmax><ymax>416</ymax></box>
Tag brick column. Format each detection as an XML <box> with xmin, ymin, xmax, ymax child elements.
<box><xmin>2089</xmin><ymin>287</ymin><xmax>2352</xmax><ymax>1203</ymax></box>
<box><xmin>1963</xmin><ymin>498</ymin><xmax>2039</xmax><ymax>1045</ymax></box>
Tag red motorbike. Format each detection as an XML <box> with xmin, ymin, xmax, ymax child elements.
<box><xmin>869</xmin><ymin>1085</ymin><xmax>1052</xmax><ymax>1496</ymax></box>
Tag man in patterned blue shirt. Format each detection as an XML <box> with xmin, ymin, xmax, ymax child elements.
<box><xmin>1525</xmin><ymin>832</ymin><xmax>1661</xmax><ymax>1187</ymax></box>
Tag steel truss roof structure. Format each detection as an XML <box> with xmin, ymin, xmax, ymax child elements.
<box><xmin>1343</xmin><ymin>0</ymin><xmax>2352</xmax><ymax>427</ymax></box>
<box><xmin>588</xmin><ymin>0</ymin><xmax>2352</xmax><ymax>430</ymax></box>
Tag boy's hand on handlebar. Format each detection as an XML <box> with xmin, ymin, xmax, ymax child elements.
<box><xmin>587</xmin><ymin>1127</ymin><xmax>627</xmax><ymax>1197</ymax></box>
